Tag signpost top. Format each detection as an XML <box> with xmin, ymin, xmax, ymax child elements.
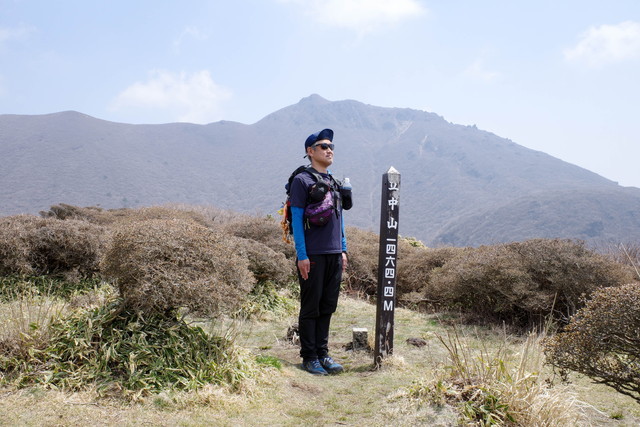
<box><xmin>387</xmin><ymin>166</ymin><xmax>399</xmax><ymax>175</ymax></box>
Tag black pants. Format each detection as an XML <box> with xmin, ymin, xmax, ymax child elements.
<box><xmin>298</xmin><ymin>253</ymin><xmax>343</xmax><ymax>361</ymax></box>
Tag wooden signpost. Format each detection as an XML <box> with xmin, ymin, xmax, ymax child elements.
<box><xmin>374</xmin><ymin>167</ymin><xmax>401</xmax><ymax>367</ymax></box>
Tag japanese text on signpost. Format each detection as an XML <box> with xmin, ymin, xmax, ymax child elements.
<box><xmin>375</xmin><ymin>167</ymin><xmax>400</xmax><ymax>366</ymax></box>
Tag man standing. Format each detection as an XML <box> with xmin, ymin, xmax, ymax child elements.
<box><xmin>289</xmin><ymin>128</ymin><xmax>348</xmax><ymax>375</ymax></box>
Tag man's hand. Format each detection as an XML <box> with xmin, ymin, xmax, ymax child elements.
<box><xmin>298</xmin><ymin>258</ymin><xmax>311</xmax><ymax>280</ymax></box>
<box><xmin>342</xmin><ymin>252</ymin><xmax>348</xmax><ymax>273</ymax></box>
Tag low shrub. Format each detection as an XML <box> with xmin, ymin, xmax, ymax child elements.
<box><xmin>0</xmin><ymin>215</ymin><xmax>105</xmax><ymax>277</ymax></box>
<box><xmin>342</xmin><ymin>227</ymin><xmax>380</xmax><ymax>295</ymax></box>
<box><xmin>40</xmin><ymin>203</ymin><xmax>115</xmax><ymax>224</ymax></box>
<box><xmin>101</xmin><ymin>219</ymin><xmax>255</xmax><ymax>316</ymax></box>
<box><xmin>427</xmin><ymin>239</ymin><xmax>635</xmax><ymax>327</ymax></box>
<box><xmin>344</xmin><ymin>227</ymin><xmax>465</xmax><ymax>307</ymax></box>
<box><xmin>109</xmin><ymin>206</ymin><xmax>214</xmax><ymax>228</ymax></box>
<box><xmin>40</xmin><ymin>203</ymin><xmax>216</xmax><ymax>229</ymax></box>
<box><xmin>165</xmin><ymin>203</ymin><xmax>248</xmax><ymax>227</ymax></box>
<box><xmin>544</xmin><ymin>283</ymin><xmax>640</xmax><ymax>402</ymax></box>
<box><xmin>397</xmin><ymin>246</ymin><xmax>465</xmax><ymax>307</ymax></box>
<box><xmin>222</xmin><ymin>216</ymin><xmax>295</xmax><ymax>260</ymax></box>
<box><xmin>343</xmin><ymin>227</ymin><xmax>420</xmax><ymax>296</ymax></box>
<box><xmin>234</xmin><ymin>237</ymin><xmax>294</xmax><ymax>285</ymax></box>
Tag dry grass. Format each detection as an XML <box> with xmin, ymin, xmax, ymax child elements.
<box><xmin>0</xmin><ymin>295</ymin><xmax>69</xmax><ymax>367</ymax></box>
<box><xmin>1</xmin><ymin>295</ymin><xmax>639</xmax><ymax>425</ymax></box>
<box><xmin>416</xmin><ymin>328</ymin><xmax>597</xmax><ymax>425</ymax></box>
<box><xmin>2</xmin><ymin>206</ymin><xmax>640</xmax><ymax>424</ymax></box>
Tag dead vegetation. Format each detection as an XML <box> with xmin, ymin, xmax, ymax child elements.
<box><xmin>0</xmin><ymin>215</ymin><xmax>106</xmax><ymax>277</ymax></box>
<box><xmin>101</xmin><ymin>218</ymin><xmax>256</xmax><ymax>316</ymax></box>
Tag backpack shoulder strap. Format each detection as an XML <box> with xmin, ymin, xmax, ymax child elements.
<box><xmin>286</xmin><ymin>164</ymin><xmax>313</xmax><ymax>195</ymax></box>
<box><xmin>305</xmin><ymin>167</ymin><xmax>324</xmax><ymax>184</ymax></box>
<box><xmin>307</xmin><ymin>167</ymin><xmax>341</xmax><ymax>190</ymax></box>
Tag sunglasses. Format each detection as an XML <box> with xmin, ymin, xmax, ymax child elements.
<box><xmin>312</xmin><ymin>142</ymin><xmax>335</xmax><ymax>151</ymax></box>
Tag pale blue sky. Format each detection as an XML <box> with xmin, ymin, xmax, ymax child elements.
<box><xmin>1</xmin><ymin>0</ymin><xmax>639</xmax><ymax>187</ymax></box>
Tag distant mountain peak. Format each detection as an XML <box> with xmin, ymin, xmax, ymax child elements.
<box><xmin>298</xmin><ymin>94</ymin><xmax>330</xmax><ymax>105</ymax></box>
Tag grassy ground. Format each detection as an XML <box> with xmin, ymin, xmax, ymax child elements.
<box><xmin>1</xmin><ymin>295</ymin><xmax>639</xmax><ymax>426</ymax></box>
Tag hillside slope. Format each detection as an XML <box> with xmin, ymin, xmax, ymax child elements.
<box><xmin>1</xmin><ymin>94</ymin><xmax>637</xmax><ymax>246</ymax></box>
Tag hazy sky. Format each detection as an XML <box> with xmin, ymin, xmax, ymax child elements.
<box><xmin>1</xmin><ymin>1</ymin><xmax>639</xmax><ymax>187</ymax></box>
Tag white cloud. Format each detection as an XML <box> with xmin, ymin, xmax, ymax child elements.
<box><xmin>463</xmin><ymin>58</ymin><xmax>500</xmax><ymax>83</ymax></box>
<box><xmin>280</xmin><ymin>0</ymin><xmax>426</xmax><ymax>35</ymax></box>
<box><xmin>110</xmin><ymin>70</ymin><xmax>232</xmax><ymax>124</ymax></box>
<box><xmin>564</xmin><ymin>21</ymin><xmax>640</xmax><ymax>67</ymax></box>
<box><xmin>0</xmin><ymin>24</ymin><xmax>35</xmax><ymax>47</ymax></box>
<box><xmin>172</xmin><ymin>26</ymin><xmax>209</xmax><ymax>52</ymax></box>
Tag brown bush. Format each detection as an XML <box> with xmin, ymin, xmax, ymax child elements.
<box><xmin>101</xmin><ymin>219</ymin><xmax>255</xmax><ymax>316</ymax></box>
<box><xmin>40</xmin><ymin>203</ymin><xmax>215</xmax><ymax>229</ymax></box>
<box><xmin>602</xmin><ymin>243</ymin><xmax>640</xmax><ymax>279</ymax></box>
<box><xmin>111</xmin><ymin>206</ymin><xmax>214</xmax><ymax>228</ymax></box>
<box><xmin>396</xmin><ymin>246</ymin><xmax>466</xmax><ymax>307</ymax></box>
<box><xmin>0</xmin><ymin>215</ymin><xmax>105</xmax><ymax>277</ymax></box>
<box><xmin>0</xmin><ymin>215</ymin><xmax>35</xmax><ymax>275</ymax></box>
<box><xmin>166</xmin><ymin>204</ymin><xmax>250</xmax><ymax>227</ymax></box>
<box><xmin>342</xmin><ymin>227</ymin><xmax>382</xmax><ymax>295</ymax></box>
<box><xmin>40</xmin><ymin>203</ymin><xmax>115</xmax><ymax>225</ymax></box>
<box><xmin>398</xmin><ymin>246</ymin><xmax>465</xmax><ymax>294</ymax></box>
<box><xmin>427</xmin><ymin>239</ymin><xmax>636</xmax><ymax>327</ymax></box>
<box><xmin>544</xmin><ymin>283</ymin><xmax>640</xmax><ymax>402</ymax></box>
<box><xmin>343</xmin><ymin>227</ymin><xmax>420</xmax><ymax>296</ymax></box>
<box><xmin>234</xmin><ymin>237</ymin><xmax>294</xmax><ymax>284</ymax></box>
<box><xmin>222</xmin><ymin>216</ymin><xmax>295</xmax><ymax>260</ymax></box>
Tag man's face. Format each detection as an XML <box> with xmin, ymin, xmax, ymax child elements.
<box><xmin>307</xmin><ymin>139</ymin><xmax>334</xmax><ymax>167</ymax></box>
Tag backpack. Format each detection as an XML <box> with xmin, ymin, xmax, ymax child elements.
<box><xmin>280</xmin><ymin>166</ymin><xmax>340</xmax><ymax>244</ymax></box>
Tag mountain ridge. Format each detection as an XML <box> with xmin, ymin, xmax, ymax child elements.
<box><xmin>1</xmin><ymin>95</ymin><xmax>638</xmax><ymax>247</ymax></box>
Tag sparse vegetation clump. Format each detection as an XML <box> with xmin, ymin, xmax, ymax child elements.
<box><xmin>236</xmin><ymin>280</ymin><xmax>297</xmax><ymax>319</ymax></box>
<box><xmin>2</xmin><ymin>300</ymin><xmax>254</xmax><ymax>399</ymax></box>
<box><xmin>0</xmin><ymin>275</ymin><xmax>102</xmax><ymax>301</ymax></box>
<box><xmin>403</xmin><ymin>329</ymin><xmax>592</xmax><ymax>425</ymax></box>
<box><xmin>101</xmin><ymin>218</ymin><xmax>255</xmax><ymax>316</ymax></box>
<box><xmin>544</xmin><ymin>283</ymin><xmax>640</xmax><ymax>402</ymax></box>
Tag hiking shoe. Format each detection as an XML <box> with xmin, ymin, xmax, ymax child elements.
<box><xmin>302</xmin><ymin>359</ymin><xmax>328</xmax><ymax>376</ymax></box>
<box><xmin>319</xmin><ymin>356</ymin><xmax>344</xmax><ymax>374</ymax></box>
